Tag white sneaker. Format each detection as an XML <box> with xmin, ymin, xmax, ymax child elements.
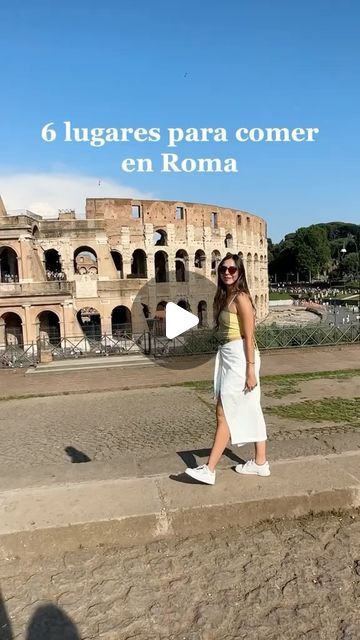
<box><xmin>235</xmin><ymin>459</ymin><xmax>271</xmax><ymax>477</ymax></box>
<box><xmin>185</xmin><ymin>464</ymin><xmax>216</xmax><ymax>485</ymax></box>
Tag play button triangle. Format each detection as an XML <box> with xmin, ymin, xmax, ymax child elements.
<box><xmin>165</xmin><ymin>302</ymin><xmax>199</xmax><ymax>339</ymax></box>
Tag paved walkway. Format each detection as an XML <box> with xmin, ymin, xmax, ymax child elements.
<box><xmin>1</xmin><ymin>454</ymin><xmax>360</xmax><ymax>639</ymax></box>
<box><xmin>0</xmin><ymin>346</ymin><xmax>359</xmax><ymax>638</ymax></box>
<box><xmin>0</xmin><ymin>344</ymin><xmax>359</xmax><ymax>400</ymax></box>
<box><xmin>0</xmin><ymin>371</ymin><xmax>359</xmax><ymax>477</ymax></box>
<box><xmin>1</xmin><ymin>507</ymin><xmax>359</xmax><ymax>640</ymax></box>
<box><xmin>2</xmin><ymin>451</ymin><xmax>360</xmax><ymax>552</ymax></box>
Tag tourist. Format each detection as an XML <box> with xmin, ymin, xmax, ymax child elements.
<box><xmin>185</xmin><ymin>253</ymin><xmax>270</xmax><ymax>485</ymax></box>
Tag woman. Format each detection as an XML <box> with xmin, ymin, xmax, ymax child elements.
<box><xmin>185</xmin><ymin>253</ymin><xmax>270</xmax><ymax>485</ymax></box>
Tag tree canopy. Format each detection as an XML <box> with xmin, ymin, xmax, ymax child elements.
<box><xmin>268</xmin><ymin>221</ymin><xmax>359</xmax><ymax>281</ymax></box>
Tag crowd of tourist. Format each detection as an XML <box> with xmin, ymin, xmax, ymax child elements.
<box><xmin>46</xmin><ymin>270</ymin><xmax>67</xmax><ymax>281</ymax></box>
<box><xmin>1</xmin><ymin>270</ymin><xmax>67</xmax><ymax>282</ymax></box>
<box><xmin>0</xmin><ymin>273</ymin><xmax>19</xmax><ymax>283</ymax></box>
<box><xmin>270</xmin><ymin>284</ymin><xmax>358</xmax><ymax>303</ymax></box>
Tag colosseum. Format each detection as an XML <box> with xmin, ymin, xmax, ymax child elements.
<box><xmin>0</xmin><ymin>195</ymin><xmax>268</xmax><ymax>357</ymax></box>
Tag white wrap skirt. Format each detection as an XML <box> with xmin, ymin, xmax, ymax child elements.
<box><xmin>213</xmin><ymin>338</ymin><xmax>267</xmax><ymax>446</ymax></box>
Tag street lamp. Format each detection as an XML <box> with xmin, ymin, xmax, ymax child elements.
<box><xmin>343</xmin><ymin>235</ymin><xmax>360</xmax><ymax>317</ymax></box>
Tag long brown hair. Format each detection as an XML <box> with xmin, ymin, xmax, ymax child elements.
<box><xmin>213</xmin><ymin>253</ymin><xmax>255</xmax><ymax>329</ymax></box>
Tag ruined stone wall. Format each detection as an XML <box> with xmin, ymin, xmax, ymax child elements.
<box><xmin>0</xmin><ymin>198</ymin><xmax>268</xmax><ymax>345</ymax></box>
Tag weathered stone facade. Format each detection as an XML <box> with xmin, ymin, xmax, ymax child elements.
<box><xmin>0</xmin><ymin>196</ymin><xmax>268</xmax><ymax>347</ymax></box>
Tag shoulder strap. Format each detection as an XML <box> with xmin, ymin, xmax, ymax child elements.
<box><xmin>227</xmin><ymin>293</ymin><xmax>237</xmax><ymax>310</ymax></box>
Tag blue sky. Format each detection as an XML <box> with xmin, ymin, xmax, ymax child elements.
<box><xmin>0</xmin><ymin>0</ymin><xmax>359</xmax><ymax>241</ymax></box>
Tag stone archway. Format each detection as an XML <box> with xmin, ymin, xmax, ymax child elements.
<box><xmin>111</xmin><ymin>306</ymin><xmax>132</xmax><ymax>335</ymax></box>
<box><xmin>246</xmin><ymin>252</ymin><xmax>253</xmax><ymax>286</ymax></box>
<box><xmin>131</xmin><ymin>249</ymin><xmax>147</xmax><ymax>278</ymax></box>
<box><xmin>254</xmin><ymin>253</ymin><xmax>259</xmax><ymax>282</ymax></box>
<box><xmin>175</xmin><ymin>250</ymin><xmax>188</xmax><ymax>282</ymax></box>
<box><xmin>211</xmin><ymin>250</ymin><xmax>221</xmax><ymax>274</ymax></box>
<box><xmin>0</xmin><ymin>246</ymin><xmax>19</xmax><ymax>282</ymax></box>
<box><xmin>37</xmin><ymin>310</ymin><xmax>61</xmax><ymax>346</ymax></box>
<box><xmin>195</xmin><ymin>250</ymin><xmax>206</xmax><ymax>270</ymax></box>
<box><xmin>151</xmin><ymin>301</ymin><xmax>167</xmax><ymax>336</ymax></box>
<box><xmin>111</xmin><ymin>251</ymin><xmax>123</xmax><ymax>278</ymax></box>
<box><xmin>44</xmin><ymin>249</ymin><xmax>63</xmax><ymax>279</ymax></box>
<box><xmin>225</xmin><ymin>233</ymin><xmax>233</xmax><ymax>249</ymax></box>
<box><xmin>74</xmin><ymin>246</ymin><xmax>98</xmax><ymax>275</ymax></box>
<box><xmin>153</xmin><ymin>229</ymin><xmax>167</xmax><ymax>246</ymax></box>
<box><xmin>77</xmin><ymin>307</ymin><xmax>101</xmax><ymax>340</ymax></box>
<box><xmin>198</xmin><ymin>300</ymin><xmax>208</xmax><ymax>327</ymax></box>
<box><xmin>178</xmin><ymin>299</ymin><xmax>191</xmax><ymax>311</ymax></box>
<box><xmin>155</xmin><ymin>251</ymin><xmax>169</xmax><ymax>282</ymax></box>
<box><xmin>0</xmin><ymin>312</ymin><xmax>23</xmax><ymax>347</ymax></box>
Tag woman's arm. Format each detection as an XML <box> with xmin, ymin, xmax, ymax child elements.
<box><xmin>235</xmin><ymin>293</ymin><xmax>257</xmax><ymax>392</ymax></box>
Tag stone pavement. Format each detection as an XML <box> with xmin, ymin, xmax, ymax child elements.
<box><xmin>1</xmin><ymin>451</ymin><xmax>360</xmax><ymax>557</ymax></box>
<box><xmin>1</xmin><ymin>509</ymin><xmax>359</xmax><ymax>640</ymax></box>
<box><xmin>0</xmin><ymin>457</ymin><xmax>360</xmax><ymax>639</ymax></box>
<box><xmin>0</xmin><ymin>345</ymin><xmax>359</xmax><ymax>639</ymax></box>
<box><xmin>0</xmin><ymin>374</ymin><xmax>359</xmax><ymax>475</ymax></box>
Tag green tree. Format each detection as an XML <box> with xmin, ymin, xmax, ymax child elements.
<box><xmin>293</xmin><ymin>225</ymin><xmax>331</xmax><ymax>281</ymax></box>
<box><xmin>340</xmin><ymin>252</ymin><xmax>359</xmax><ymax>277</ymax></box>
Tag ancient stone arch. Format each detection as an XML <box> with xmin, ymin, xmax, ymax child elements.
<box><xmin>0</xmin><ymin>311</ymin><xmax>23</xmax><ymax>346</ymax></box>
<box><xmin>0</xmin><ymin>246</ymin><xmax>19</xmax><ymax>282</ymax></box>
<box><xmin>74</xmin><ymin>246</ymin><xmax>98</xmax><ymax>275</ymax></box>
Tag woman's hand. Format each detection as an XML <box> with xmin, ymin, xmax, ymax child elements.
<box><xmin>244</xmin><ymin>369</ymin><xmax>258</xmax><ymax>392</ymax></box>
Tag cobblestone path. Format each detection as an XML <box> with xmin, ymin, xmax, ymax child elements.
<box><xmin>1</xmin><ymin>511</ymin><xmax>359</xmax><ymax>639</ymax></box>
<box><xmin>0</xmin><ymin>380</ymin><xmax>359</xmax><ymax>471</ymax></box>
<box><xmin>0</xmin><ymin>387</ymin><xmax>215</xmax><ymax>468</ymax></box>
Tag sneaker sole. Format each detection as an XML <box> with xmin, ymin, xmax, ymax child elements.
<box><xmin>184</xmin><ymin>469</ymin><xmax>216</xmax><ymax>485</ymax></box>
<box><xmin>235</xmin><ymin>466</ymin><xmax>271</xmax><ymax>477</ymax></box>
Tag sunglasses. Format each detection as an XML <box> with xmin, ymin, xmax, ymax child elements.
<box><xmin>219</xmin><ymin>265</ymin><xmax>238</xmax><ymax>275</ymax></box>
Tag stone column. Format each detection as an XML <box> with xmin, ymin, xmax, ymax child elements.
<box><xmin>0</xmin><ymin>317</ymin><xmax>5</xmax><ymax>345</ymax></box>
<box><xmin>101</xmin><ymin>314</ymin><xmax>112</xmax><ymax>336</ymax></box>
<box><xmin>22</xmin><ymin>304</ymin><xmax>33</xmax><ymax>346</ymax></box>
<box><xmin>63</xmin><ymin>301</ymin><xmax>77</xmax><ymax>337</ymax></box>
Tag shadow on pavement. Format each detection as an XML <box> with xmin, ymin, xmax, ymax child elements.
<box><xmin>0</xmin><ymin>594</ymin><xmax>81</xmax><ymax>640</ymax></box>
<box><xmin>65</xmin><ymin>446</ymin><xmax>91</xmax><ymax>463</ymax></box>
<box><xmin>171</xmin><ymin>447</ymin><xmax>245</xmax><ymax>482</ymax></box>
<box><xmin>26</xmin><ymin>604</ymin><xmax>80</xmax><ymax>640</ymax></box>
<box><xmin>0</xmin><ymin>591</ymin><xmax>13</xmax><ymax>640</ymax></box>
<box><xmin>169</xmin><ymin>472</ymin><xmax>209</xmax><ymax>484</ymax></box>
<box><xmin>177</xmin><ymin>446</ymin><xmax>244</xmax><ymax>468</ymax></box>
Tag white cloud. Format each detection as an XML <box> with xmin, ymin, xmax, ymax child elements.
<box><xmin>0</xmin><ymin>172</ymin><xmax>155</xmax><ymax>217</ymax></box>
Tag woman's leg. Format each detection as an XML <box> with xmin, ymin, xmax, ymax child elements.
<box><xmin>207</xmin><ymin>398</ymin><xmax>231</xmax><ymax>472</ymax></box>
<box><xmin>254</xmin><ymin>441</ymin><xmax>267</xmax><ymax>465</ymax></box>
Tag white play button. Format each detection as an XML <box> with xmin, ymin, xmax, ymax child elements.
<box><xmin>165</xmin><ymin>302</ymin><xmax>199</xmax><ymax>339</ymax></box>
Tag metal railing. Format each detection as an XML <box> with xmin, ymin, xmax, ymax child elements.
<box><xmin>0</xmin><ymin>344</ymin><xmax>37</xmax><ymax>368</ymax></box>
<box><xmin>37</xmin><ymin>331</ymin><xmax>150</xmax><ymax>360</ymax></box>
<box><xmin>1</xmin><ymin>322</ymin><xmax>359</xmax><ymax>368</ymax></box>
<box><xmin>255</xmin><ymin>322</ymin><xmax>360</xmax><ymax>349</ymax></box>
<box><xmin>150</xmin><ymin>322</ymin><xmax>360</xmax><ymax>357</ymax></box>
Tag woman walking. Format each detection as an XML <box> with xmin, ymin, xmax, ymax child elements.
<box><xmin>185</xmin><ymin>253</ymin><xmax>270</xmax><ymax>485</ymax></box>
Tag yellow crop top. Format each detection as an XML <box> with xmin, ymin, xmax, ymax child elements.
<box><xmin>218</xmin><ymin>302</ymin><xmax>258</xmax><ymax>348</ymax></box>
<box><xmin>218</xmin><ymin>309</ymin><xmax>243</xmax><ymax>341</ymax></box>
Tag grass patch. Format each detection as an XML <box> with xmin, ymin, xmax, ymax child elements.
<box><xmin>180</xmin><ymin>369</ymin><xmax>360</xmax><ymax>397</ymax></box>
<box><xmin>267</xmin><ymin>397</ymin><xmax>360</xmax><ymax>425</ymax></box>
<box><xmin>262</xmin><ymin>368</ymin><xmax>360</xmax><ymax>398</ymax></box>
<box><xmin>263</xmin><ymin>379</ymin><xmax>300</xmax><ymax>398</ymax></box>
<box><xmin>262</xmin><ymin>368</ymin><xmax>360</xmax><ymax>384</ymax></box>
<box><xmin>180</xmin><ymin>380</ymin><xmax>213</xmax><ymax>391</ymax></box>
<box><xmin>269</xmin><ymin>292</ymin><xmax>294</xmax><ymax>301</ymax></box>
